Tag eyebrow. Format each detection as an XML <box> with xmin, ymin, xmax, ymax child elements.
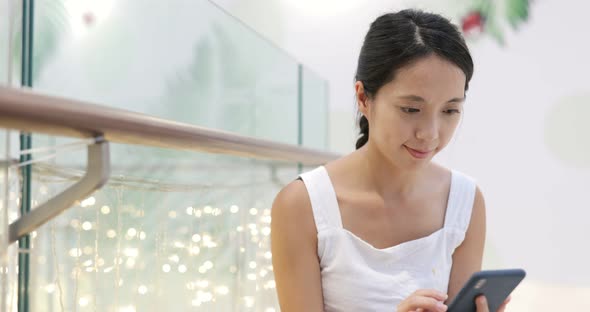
<box><xmin>398</xmin><ymin>94</ymin><xmax>465</xmax><ymax>104</ymax></box>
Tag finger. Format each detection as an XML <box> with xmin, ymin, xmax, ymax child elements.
<box><xmin>400</xmin><ymin>296</ymin><xmax>448</xmax><ymax>312</ymax></box>
<box><xmin>412</xmin><ymin>289</ymin><xmax>449</xmax><ymax>302</ymax></box>
<box><xmin>475</xmin><ymin>295</ymin><xmax>489</xmax><ymax>312</ymax></box>
<box><xmin>497</xmin><ymin>295</ymin><xmax>512</xmax><ymax>312</ymax></box>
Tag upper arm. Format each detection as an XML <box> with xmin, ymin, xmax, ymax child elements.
<box><xmin>445</xmin><ymin>185</ymin><xmax>487</xmax><ymax>303</ymax></box>
<box><xmin>270</xmin><ymin>180</ymin><xmax>325</xmax><ymax>312</ymax></box>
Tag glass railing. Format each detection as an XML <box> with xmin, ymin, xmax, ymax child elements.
<box><xmin>2</xmin><ymin>0</ymin><xmax>331</xmax><ymax>311</ymax></box>
<box><xmin>24</xmin><ymin>138</ymin><xmax>305</xmax><ymax>311</ymax></box>
<box><xmin>30</xmin><ymin>0</ymin><xmax>328</xmax><ymax>149</ymax></box>
<box><xmin>1</xmin><ymin>1</ymin><xmax>21</xmax><ymax>311</ymax></box>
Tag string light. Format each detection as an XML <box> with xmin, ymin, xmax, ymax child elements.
<box><xmin>23</xmin><ymin>167</ymin><xmax>284</xmax><ymax>310</ymax></box>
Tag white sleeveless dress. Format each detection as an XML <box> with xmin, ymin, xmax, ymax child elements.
<box><xmin>298</xmin><ymin>166</ymin><xmax>477</xmax><ymax>311</ymax></box>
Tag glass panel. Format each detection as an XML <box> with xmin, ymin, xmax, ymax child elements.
<box><xmin>0</xmin><ymin>0</ymin><xmax>21</xmax><ymax>85</ymax></box>
<box><xmin>27</xmin><ymin>135</ymin><xmax>299</xmax><ymax>311</ymax></box>
<box><xmin>301</xmin><ymin>66</ymin><xmax>329</xmax><ymax>150</ymax></box>
<box><xmin>30</xmin><ymin>0</ymin><xmax>324</xmax><ymax>146</ymax></box>
<box><xmin>1</xmin><ymin>1</ymin><xmax>22</xmax><ymax>311</ymax></box>
<box><xmin>0</xmin><ymin>130</ymin><xmax>20</xmax><ymax>312</ymax></box>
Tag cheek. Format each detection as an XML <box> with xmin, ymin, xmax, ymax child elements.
<box><xmin>372</xmin><ymin>114</ymin><xmax>410</xmax><ymax>144</ymax></box>
<box><xmin>438</xmin><ymin>119</ymin><xmax>461</xmax><ymax>144</ymax></box>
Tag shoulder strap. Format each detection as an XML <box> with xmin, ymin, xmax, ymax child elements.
<box><xmin>299</xmin><ymin>166</ymin><xmax>343</xmax><ymax>232</ymax></box>
<box><xmin>444</xmin><ymin>169</ymin><xmax>477</xmax><ymax>232</ymax></box>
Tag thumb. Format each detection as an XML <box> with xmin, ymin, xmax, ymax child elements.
<box><xmin>475</xmin><ymin>295</ymin><xmax>489</xmax><ymax>312</ymax></box>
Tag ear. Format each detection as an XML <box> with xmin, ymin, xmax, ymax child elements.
<box><xmin>355</xmin><ymin>81</ymin><xmax>370</xmax><ymax>117</ymax></box>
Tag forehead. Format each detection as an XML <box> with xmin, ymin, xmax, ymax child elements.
<box><xmin>378</xmin><ymin>54</ymin><xmax>467</xmax><ymax>102</ymax></box>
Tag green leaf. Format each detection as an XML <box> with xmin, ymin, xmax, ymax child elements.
<box><xmin>506</xmin><ymin>0</ymin><xmax>530</xmax><ymax>29</ymax></box>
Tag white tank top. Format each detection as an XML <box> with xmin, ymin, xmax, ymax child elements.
<box><xmin>298</xmin><ymin>166</ymin><xmax>477</xmax><ymax>312</ymax></box>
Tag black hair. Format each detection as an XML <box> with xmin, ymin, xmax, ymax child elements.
<box><xmin>355</xmin><ymin>9</ymin><xmax>474</xmax><ymax>149</ymax></box>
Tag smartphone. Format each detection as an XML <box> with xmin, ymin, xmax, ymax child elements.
<box><xmin>447</xmin><ymin>269</ymin><xmax>526</xmax><ymax>312</ymax></box>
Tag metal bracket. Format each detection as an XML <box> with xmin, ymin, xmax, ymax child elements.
<box><xmin>8</xmin><ymin>138</ymin><xmax>110</xmax><ymax>243</ymax></box>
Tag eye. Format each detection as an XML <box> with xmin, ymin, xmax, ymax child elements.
<box><xmin>401</xmin><ymin>107</ymin><xmax>420</xmax><ymax>114</ymax></box>
<box><xmin>444</xmin><ymin>109</ymin><xmax>461</xmax><ymax>114</ymax></box>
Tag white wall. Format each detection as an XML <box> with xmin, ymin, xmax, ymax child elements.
<box><xmin>212</xmin><ymin>0</ymin><xmax>590</xmax><ymax>310</ymax></box>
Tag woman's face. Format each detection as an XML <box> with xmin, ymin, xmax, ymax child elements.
<box><xmin>357</xmin><ymin>54</ymin><xmax>467</xmax><ymax>169</ymax></box>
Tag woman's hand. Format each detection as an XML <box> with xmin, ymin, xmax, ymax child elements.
<box><xmin>475</xmin><ymin>295</ymin><xmax>512</xmax><ymax>312</ymax></box>
<box><xmin>396</xmin><ymin>289</ymin><xmax>448</xmax><ymax>312</ymax></box>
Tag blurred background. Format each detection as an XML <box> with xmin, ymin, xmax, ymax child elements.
<box><xmin>1</xmin><ymin>0</ymin><xmax>589</xmax><ymax>311</ymax></box>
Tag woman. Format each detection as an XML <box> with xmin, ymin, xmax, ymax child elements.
<box><xmin>271</xmin><ymin>9</ymin><xmax>510</xmax><ymax>312</ymax></box>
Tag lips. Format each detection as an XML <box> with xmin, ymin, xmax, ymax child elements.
<box><xmin>404</xmin><ymin>145</ymin><xmax>434</xmax><ymax>159</ymax></box>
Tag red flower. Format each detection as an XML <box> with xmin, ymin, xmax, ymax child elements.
<box><xmin>462</xmin><ymin>11</ymin><xmax>484</xmax><ymax>35</ymax></box>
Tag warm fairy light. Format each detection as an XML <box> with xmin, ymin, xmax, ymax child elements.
<box><xmin>264</xmin><ymin>280</ymin><xmax>276</xmax><ymax>289</ymax></box>
<box><xmin>83</xmin><ymin>246</ymin><xmax>93</xmax><ymax>255</ymax></box>
<box><xmin>174</xmin><ymin>241</ymin><xmax>185</xmax><ymax>248</ymax></box>
<box><xmin>192</xmin><ymin>234</ymin><xmax>201</xmax><ymax>243</ymax></box>
<box><xmin>189</xmin><ymin>246</ymin><xmax>200</xmax><ymax>255</ymax></box>
<box><xmin>125</xmin><ymin>259</ymin><xmax>134</xmax><ymax>270</ymax></box>
<box><xmin>261</xmin><ymin>227</ymin><xmax>271</xmax><ymax>236</ymax></box>
<box><xmin>45</xmin><ymin>284</ymin><xmax>56</xmax><ymax>294</ymax></box>
<box><xmin>195</xmin><ymin>280</ymin><xmax>209</xmax><ymax>288</ymax></box>
<box><xmin>123</xmin><ymin>248</ymin><xmax>138</xmax><ymax>258</ymax></box>
<box><xmin>106</xmin><ymin>229</ymin><xmax>116</xmax><ymax>238</ymax></box>
<box><xmin>81</xmin><ymin>196</ymin><xmax>96</xmax><ymax>207</ymax></box>
<box><xmin>28</xmin><ymin>183</ymin><xmax>279</xmax><ymax>310</ymax></box>
<box><xmin>215</xmin><ymin>286</ymin><xmax>229</xmax><ymax>295</ymax></box>
<box><xmin>126</xmin><ymin>228</ymin><xmax>137</xmax><ymax>237</ymax></box>
<box><xmin>79</xmin><ymin>296</ymin><xmax>90</xmax><ymax>307</ymax></box>
<box><xmin>69</xmin><ymin>248</ymin><xmax>82</xmax><ymax>257</ymax></box>
<box><xmin>196</xmin><ymin>290</ymin><xmax>213</xmax><ymax>302</ymax></box>
<box><xmin>101</xmin><ymin>205</ymin><xmax>111</xmax><ymax>214</ymax></box>
<box><xmin>243</xmin><ymin>296</ymin><xmax>255</xmax><ymax>307</ymax></box>
<box><xmin>82</xmin><ymin>221</ymin><xmax>92</xmax><ymax>231</ymax></box>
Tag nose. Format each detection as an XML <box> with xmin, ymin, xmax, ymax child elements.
<box><xmin>415</xmin><ymin>117</ymin><xmax>439</xmax><ymax>142</ymax></box>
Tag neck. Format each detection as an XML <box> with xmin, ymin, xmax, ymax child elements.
<box><xmin>354</xmin><ymin>142</ymin><xmax>430</xmax><ymax>200</ymax></box>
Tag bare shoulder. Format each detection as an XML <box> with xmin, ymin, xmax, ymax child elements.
<box><xmin>271</xmin><ymin>178</ymin><xmax>325</xmax><ymax>311</ymax></box>
<box><xmin>271</xmin><ymin>179</ymin><xmax>318</xmax><ymax>243</ymax></box>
